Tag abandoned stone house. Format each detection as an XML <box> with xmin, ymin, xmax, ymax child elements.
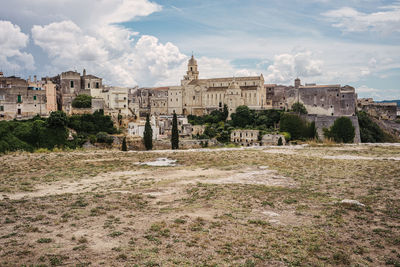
<box><xmin>261</xmin><ymin>134</ymin><xmax>286</xmax><ymax>146</ymax></box>
<box><xmin>0</xmin><ymin>72</ymin><xmax>56</xmax><ymax>120</ymax></box>
<box><xmin>230</xmin><ymin>129</ymin><xmax>260</xmax><ymax>146</ymax></box>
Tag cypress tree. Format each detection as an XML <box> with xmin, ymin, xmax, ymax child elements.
<box><xmin>121</xmin><ymin>136</ymin><xmax>127</xmax><ymax>151</ymax></box>
<box><xmin>143</xmin><ymin>114</ymin><xmax>153</xmax><ymax>150</ymax></box>
<box><xmin>171</xmin><ymin>112</ymin><xmax>179</xmax><ymax>149</ymax></box>
<box><xmin>222</xmin><ymin>104</ymin><xmax>229</xmax><ymax>121</ymax></box>
<box><xmin>277</xmin><ymin>137</ymin><xmax>283</xmax><ymax>146</ymax></box>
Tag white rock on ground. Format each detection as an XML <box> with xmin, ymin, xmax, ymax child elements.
<box><xmin>340</xmin><ymin>199</ymin><xmax>365</xmax><ymax>207</ymax></box>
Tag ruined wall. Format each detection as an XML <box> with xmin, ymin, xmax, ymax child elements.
<box><xmin>303</xmin><ymin>114</ymin><xmax>361</xmax><ymax>143</ymax></box>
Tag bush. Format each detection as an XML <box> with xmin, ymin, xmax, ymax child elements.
<box><xmin>68</xmin><ymin>111</ymin><xmax>116</xmax><ymax>135</ymax></box>
<box><xmin>357</xmin><ymin>111</ymin><xmax>393</xmax><ymax>143</ymax></box>
<box><xmin>96</xmin><ymin>132</ymin><xmax>113</xmax><ymax>144</ymax></box>
<box><xmin>324</xmin><ymin>117</ymin><xmax>355</xmax><ymax>143</ymax></box>
<box><xmin>47</xmin><ymin>111</ymin><xmax>67</xmax><ymax>128</ymax></box>
<box><xmin>72</xmin><ymin>94</ymin><xmax>92</xmax><ymax>108</ymax></box>
<box><xmin>279</xmin><ymin>113</ymin><xmax>315</xmax><ymax>140</ymax></box>
<box><xmin>231</xmin><ymin>106</ymin><xmax>254</xmax><ymax>128</ymax></box>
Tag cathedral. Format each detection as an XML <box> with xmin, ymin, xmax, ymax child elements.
<box><xmin>167</xmin><ymin>55</ymin><xmax>266</xmax><ymax>116</ymax></box>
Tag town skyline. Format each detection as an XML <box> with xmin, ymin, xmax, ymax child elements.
<box><xmin>0</xmin><ymin>0</ymin><xmax>399</xmax><ymax>100</ymax></box>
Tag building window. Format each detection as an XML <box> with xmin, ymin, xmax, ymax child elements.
<box><xmin>0</xmin><ymin>95</ymin><xmax>4</xmax><ymax>100</ymax></box>
<box><xmin>88</xmin><ymin>83</ymin><xmax>90</xmax><ymax>88</ymax></box>
<box><xmin>33</xmin><ymin>95</ymin><xmax>37</xmax><ymax>100</ymax></box>
<box><xmin>17</xmin><ymin>95</ymin><xmax>22</xmax><ymax>103</ymax></box>
<box><xmin>70</xmin><ymin>81</ymin><xmax>74</xmax><ymax>88</ymax></box>
<box><xmin>0</xmin><ymin>106</ymin><xmax>4</xmax><ymax>111</ymax></box>
<box><xmin>17</xmin><ymin>108</ymin><xmax>21</xmax><ymax>115</ymax></box>
<box><xmin>96</xmin><ymin>82</ymin><xmax>99</xmax><ymax>88</ymax></box>
<box><xmin>193</xmin><ymin>96</ymin><xmax>195</xmax><ymax>100</ymax></box>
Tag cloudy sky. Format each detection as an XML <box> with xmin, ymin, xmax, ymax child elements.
<box><xmin>0</xmin><ymin>0</ymin><xmax>399</xmax><ymax>100</ymax></box>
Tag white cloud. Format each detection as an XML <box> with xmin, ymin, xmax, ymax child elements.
<box><xmin>356</xmin><ymin>85</ymin><xmax>379</xmax><ymax>93</ymax></box>
<box><xmin>356</xmin><ymin>85</ymin><xmax>400</xmax><ymax>100</ymax></box>
<box><xmin>25</xmin><ymin>0</ymin><xmax>191</xmax><ymax>87</ymax></box>
<box><xmin>265</xmin><ymin>51</ymin><xmax>323</xmax><ymax>83</ymax></box>
<box><xmin>32</xmin><ymin>21</ymin><xmax>108</xmax><ymax>62</ymax></box>
<box><xmin>0</xmin><ymin>20</ymin><xmax>34</xmax><ymax>71</ymax></box>
<box><xmin>323</xmin><ymin>3</ymin><xmax>400</xmax><ymax>34</ymax></box>
<box><xmin>31</xmin><ymin>20</ymin><xmax>187</xmax><ymax>86</ymax></box>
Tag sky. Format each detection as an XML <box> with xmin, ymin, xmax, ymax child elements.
<box><xmin>0</xmin><ymin>0</ymin><xmax>399</xmax><ymax>100</ymax></box>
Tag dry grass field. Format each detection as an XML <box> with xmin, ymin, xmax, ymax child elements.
<box><xmin>1</xmin><ymin>144</ymin><xmax>400</xmax><ymax>266</ymax></box>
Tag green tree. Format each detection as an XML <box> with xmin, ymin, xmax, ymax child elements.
<box><xmin>231</xmin><ymin>106</ymin><xmax>254</xmax><ymax>128</ymax></box>
<box><xmin>47</xmin><ymin>111</ymin><xmax>67</xmax><ymax>128</ymax></box>
<box><xmin>291</xmin><ymin>102</ymin><xmax>308</xmax><ymax>114</ymax></box>
<box><xmin>279</xmin><ymin>113</ymin><xmax>306</xmax><ymax>140</ymax></box>
<box><xmin>144</xmin><ymin>114</ymin><xmax>153</xmax><ymax>150</ymax></box>
<box><xmin>357</xmin><ymin>111</ymin><xmax>393</xmax><ymax>143</ymax></box>
<box><xmin>222</xmin><ymin>104</ymin><xmax>229</xmax><ymax>121</ymax></box>
<box><xmin>72</xmin><ymin>94</ymin><xmax>92</xmax><ymax>108</ymax></box>
<box><xmin>277</xmin><ymin>137</ymin><xmax>283</xmax><ymax>146</ymax></box>
<box><xmin>171</xmin><ymin>112</ymin><xmax>179</xmax><ymax>149</ymax></box>
<box><xmin>324</xmin><ymin>117</ymin><xmax>355</xmax><ymax>143</ymax></box>
<box><xmin>121</xmin><ymin>137</ymin><xmax>127</xmax><ymax>151</ymax></box>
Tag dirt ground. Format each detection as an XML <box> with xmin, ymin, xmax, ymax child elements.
<box><xmin>0</xmin><ymin>144</ymin><xmax>399</xmax><ymax>266</ymax></box>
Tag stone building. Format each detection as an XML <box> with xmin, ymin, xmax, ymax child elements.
<box><xmin>265</xmin><ymin>79</ymin><xmax>357</xmax><ymax>116</ymax></box>
<box><xmin>261</xmin><ymin>134</ymin><xmax>286</xmax><ymax>146</ymax></box>
<box><xmin>357</xmin><ymin>98</ymin><xmax>397</xmax><ymax>120</ymax></box>
<box><xmin>0</xmin><ymin>73</ymin><xmax>48</xmax><ymax>120</ymax></box>
<box><xmin>150</xmin><ymin>87</ymin><xmax>169</xmax><ymax>115</ymax></box>
<box><xmin>50</xmin><ymin>69</ymin><xmax>102</xmax><ymax>114</ymax></box>
<box><xmin>230</xmin><ymin>129</ymin><xmax>260</xmax><ymax>146</ymax></box>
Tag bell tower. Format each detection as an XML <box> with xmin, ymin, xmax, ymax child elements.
<box><xmin>185</xmin><ymin>54</ymin><xmax>199</xmax><ymax>81</ymax></box>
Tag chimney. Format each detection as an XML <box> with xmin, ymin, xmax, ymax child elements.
<box><xmin>28</xmin><ymin>75</ymin><xmax>31</xmax><ymax>82</ymax></box>
<box><xmin>34</xmin><ymin>75</ymin><xmax>37</xmax><ymax>83</ymax></box>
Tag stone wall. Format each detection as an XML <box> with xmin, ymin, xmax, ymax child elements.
<box><xmin>303</xmin><ymin>114</ymin><xmax>361</xmax><ymax>143</ymax></box>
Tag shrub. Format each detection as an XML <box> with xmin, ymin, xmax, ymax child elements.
<box><xmin>96</xmin><ymin>132</ymin><xmax>113</xmax><ymax>144</ymax></box>
<box><xmin>72</xmin><ymin>94</ymin><xmax>92</xmax><ymax>108</ymax></box>
<box><xmin>47</xmin><ymin>111</ymin><xmax>67</xmax><ymax>128</ymax></box>
<box><xmin>324</xmin><ymin>117</ymin><xmax>355</xmax><ymax>143</ymax></box>
<box><xmin>357</xmin><ymin>111</ymin><xmax>393</xmax><ymax>143</ymax></box>
<box><xmin>279</xmin><ymin>113</ymin><xmax>315</xmax><ymax>140</ymax></box>
<box><xmin>231</xmin><ymin>106</ymin><xmax>254</xmax><ymax>128</ymax></box>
